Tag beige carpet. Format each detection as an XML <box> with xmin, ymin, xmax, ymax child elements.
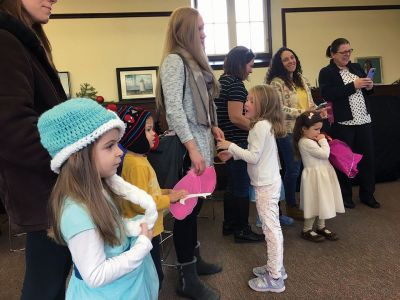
<box><xmin>1</xmin><ymin>180</ymin><xmax>399</xmax><ymax>300</ymax></box>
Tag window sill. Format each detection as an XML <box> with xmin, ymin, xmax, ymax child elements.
<box><xmin>208</xmin><ymin>53</ymin><xmax>271</xmax><ymax>70</ymax></box>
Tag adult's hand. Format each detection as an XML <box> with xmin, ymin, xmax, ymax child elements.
<box><xmin>185</xmin><ymin>139</ymin><xmax>206</xmax><ymax>175</ymax></box>
<box><xmin>365</xmin><ymin>78</ymin><xmax>374</xmax><ymax>90</ymax></box>
<box><xmin>212</xmin><ymin>126</ymin><xmax>225</xmax><ymax>140</ymax></box>
<box><xmin>354</xmin><ymin>78</ymin><xmax>372</xmax><ymax>89</ymax></box>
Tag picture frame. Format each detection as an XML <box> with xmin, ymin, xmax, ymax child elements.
<box><xmin>58</xmin><ymin>71</ymin><xmax>71</xmax><ymax>98</ymax></box>
<box><xmin>116</xmin><ymin>67</ymin><xmax>158</xmax><ymax>101</ymax></box>
<box><xmin>354</xmin><ymin>56</ymin><xmax>383</xmax><ymax>84</ymax></box>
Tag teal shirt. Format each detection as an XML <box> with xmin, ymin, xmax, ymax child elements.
<box><xmin>61</xmin><ymin>199</ymin><xmax>159</xmax><ymax>300</ymax></box>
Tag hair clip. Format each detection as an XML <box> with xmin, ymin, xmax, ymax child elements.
<box><xmin>308</xmin><ymin>112</ymin><xmax>314</xmax><ymax>119</ymax></box>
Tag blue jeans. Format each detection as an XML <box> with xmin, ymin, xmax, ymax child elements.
<box><xmin>277</xmin><ymin>134</ymin><xmax>301</xmax><ymax>207</ymax></box>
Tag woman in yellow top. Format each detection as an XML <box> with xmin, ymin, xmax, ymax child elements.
<box><xmin>266</xmin><ymin>47</ymin><xmax>316</xmax><ymax>220</ymax></box>
<box><xmin>116</xmin><ymin>105</ymin><xmax>187</xmax><ymax>289</ymax></box>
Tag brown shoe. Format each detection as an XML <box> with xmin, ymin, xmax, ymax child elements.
<box><xmin>286</xmin><ymin>204</ymin><xmax>304</xmax><ymax>221</ymax></box>
<box><xmin>316</xmin><ymin>228</ymin><xmax>339</xmax><ymax>241</ymax></box>
<box><xmin>301</xmin><ymin>230</ymin><xmax>325</xmax><ymax>242</ymax></box>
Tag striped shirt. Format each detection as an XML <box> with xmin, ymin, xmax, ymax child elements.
<box><xmin>215</xmin><ymin>75</ymin><xmax>248</xmax><ymax>144</ymax></box>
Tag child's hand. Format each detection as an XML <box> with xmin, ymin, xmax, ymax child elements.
<box><xmin>317</xmin><ymin>107</ymin><xmax>328</xmax><ymax>119</ymax></box>
<box><xmin>161</xmin><ymin>189</ymin><xmax>171</xmax><ymax>195</ymax></box>
<box><xmin>169</xmin><ymin>189</ymin><xmax>188</xmax><ymax>203</ymax></box>
<box><xmin>316</xmin><ymin>134</ymin><xmax>326</xmax><ymax>141</ymax></box>
<box><xmin>216</xmin><ymin>138</ymin><xmax>232</xmax><ymax>151</ymax></box>
<box><xmin>218</xmin><ymin>150</ymin><xmax>233</xmax><ymax>162</ymax></box>
<box><xmin>140</xmin><ymin>223</ymin><xmax>153</xmax><ymax>240</ymax></box>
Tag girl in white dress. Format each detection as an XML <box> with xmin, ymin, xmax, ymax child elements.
<box><xmin>293</xmin><ymin>111</ymin><xmax>345</xmax><ymax>242</ymax></box>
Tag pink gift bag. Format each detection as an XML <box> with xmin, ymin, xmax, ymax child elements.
<box><xmin>328</xmin><ymin>139</ymin><xmax>363</xmax><ymax>178</ymax></box>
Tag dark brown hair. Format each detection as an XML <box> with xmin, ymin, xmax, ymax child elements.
<box><xmin>266</xmin><ymin>47</ymin><xmax>304</xmax><ymax>91</ymax></box>
<box><xmin>223</xmin><ymin>46</ymin><xmax>255</xmax><ymax>80</ymax></box>
<box><xmin>326</xmin><ymin>38</ymin><xmax>350</xmax><ymax>58</ymax></box>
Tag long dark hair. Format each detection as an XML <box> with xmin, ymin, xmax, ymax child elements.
<box><xmin>0</xmin><ymin>0</ymin><xmax>55</xmax><ymax>67</ymax></box>
<box><xmin>292</xmin><ymin>111</ymin><xmax>324</xmax><ymax>159</ymax></box>
<box><xmin>223</xmin><ymin>46</ymin><xmax>255</xmax><ymax>80</ymax></box>
<box><xmin>266</xmin><ymin>47</ymin><xmax>304</xmax><ymax>90</ymax></box>
<box><xmin>326</xmin><ymin>38</ymin><xmax>350</xmax><ymax>58</ymax></box>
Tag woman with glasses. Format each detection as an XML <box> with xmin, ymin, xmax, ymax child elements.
<box><xmin>318</xmin><ymin>38</ymin><xmax>379</xmax><ymax>209</ymax></box>
<box><xmin>215</xmin><ymin>46</ymin><xmax>264</xmax><ymax>243</ymax></box>
<box><xmin>266</xmin><ymin>47</ymin><xmax>316</xmax><ymax>221</ymax></box>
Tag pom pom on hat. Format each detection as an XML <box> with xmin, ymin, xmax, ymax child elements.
<box><xmin>117</xmin><ymin>105</ymin><xmax>153</xmax><ymax>154</ymax></box>
<box><xmin>38</xmin><ymin>98</ymin><xmax>125</xmax><ymax>173</ymax></box>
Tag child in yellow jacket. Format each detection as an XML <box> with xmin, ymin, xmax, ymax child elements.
<box><xmin>116</xmin><ymin>106</ymin><xmax>187</xmax><ymax>288</ymax></box>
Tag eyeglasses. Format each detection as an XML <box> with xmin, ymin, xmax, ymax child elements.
<box><xmin>337</xmin><ymin>49</ymin><xmax>354</xmax><ymax>55</ymax></box>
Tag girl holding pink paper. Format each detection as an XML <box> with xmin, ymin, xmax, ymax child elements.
<box><xmin>116</xmin><ymin>106</ymin><xmax>187</xmax><ymax>289</ymax></box>
<box><xmin>292</xmin><ymin>111</ymin><xmax>345</xmax><ymax>243</ymax></box>
<box><xmin>217</xmin><ymin>85</ymin><xmax>287</xmax><ymax>293</ymax></box>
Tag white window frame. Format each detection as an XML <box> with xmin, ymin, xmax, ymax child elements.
<box><xmin>193</xmin><ymin>0</ymin><xmax>271</xmax><ymax>68</ymax></box>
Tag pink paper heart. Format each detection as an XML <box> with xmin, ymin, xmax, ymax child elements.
<box><xmin>169</xmin><ymin>167</ymin><xmax>217</xmax><ymax>220</ymax></box>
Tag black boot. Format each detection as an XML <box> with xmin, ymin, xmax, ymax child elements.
<box><xmin>177</xmin><ymin>257</ymin><xmax>220</xmax><ymax>300</ymax></box>
<box><xmin>194</xmin><ymin>241</ymin><xmax>222</xmax><ymax>275</ymax></box>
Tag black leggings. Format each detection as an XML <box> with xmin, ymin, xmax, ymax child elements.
<box><xmin>150</xmin><ymin>235</ymin><xmax>164</xmax><ymax>289</ymax></box>
<box><xmin>21</xmin><ymin>230</ymin><xmax>72</xmax><ymax>300</ymax></box>
<box><xmin>173</xmin><ymin>198</ymin><xmax>204</xmax><ymax>263</ymax></box>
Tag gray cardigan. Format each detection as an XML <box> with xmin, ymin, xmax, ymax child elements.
<box><xmin>160</xmin><ymin>54</ymin><xmax>214</xmax><ymax>166</ymax></box>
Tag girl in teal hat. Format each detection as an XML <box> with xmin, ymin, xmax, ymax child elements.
<box><xmin>38</xmin><ymin>98</ymin><xmax>159</xmax><ymax>300</ymax></box>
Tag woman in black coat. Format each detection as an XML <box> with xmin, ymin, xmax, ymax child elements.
<box><xmin>318</xmin><ymin>38</ymin><xmax>380</xmax><ymax>209</ymax></box>
<box><xmin>0</xmin><ymin>0</ymin><xmax>72</xmax><ymax>298</ymax></box>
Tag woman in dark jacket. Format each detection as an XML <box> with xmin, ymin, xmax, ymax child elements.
<box><xmin>0</xmin><ymin>0</ymin><xmax>72</xmax><ymax>298</ymax></box>
<box><xmin>318</xmin><ymin>38</ymin><xmax>380</xmax><ymax>209</ymax></box>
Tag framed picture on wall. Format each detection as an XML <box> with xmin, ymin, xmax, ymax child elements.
<box><xmin>354</xmin><ymin>56</ymin><xmax>383</xmax><ymax>84</ymax></box>
<box><xmin>116</xmin><ymin>67</ymin><xmax>158</xmax><ymax>101</ymax></box>
<box><xmin>58</xmin><ymin>71</ymin><xmax>71</xmax><ymax>98</ymax></box>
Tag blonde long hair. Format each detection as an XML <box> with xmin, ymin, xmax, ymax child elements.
<box><xmin>0</xmin><ymin>0</ymin><xmax>55</xmax><ymax>67</ymax></box>
<box><xmin>50</xmin><ymin>145</ymin><xmax>126</xmax><ymax>246</ymax></box>
<box><xmin>156</xmin><ymin>7</ymin><xmax>219</xmax><ymax>110</ymax></box>
<box><xmin>249</xmin><ymin>84</ymin><xmax>286</xmax><ymax>138</ymax></box>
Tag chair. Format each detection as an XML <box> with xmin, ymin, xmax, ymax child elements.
<box><xmin>159</xmin><ymin>210</ymin><xmax>177</xmax><ymax>268</ymax></box>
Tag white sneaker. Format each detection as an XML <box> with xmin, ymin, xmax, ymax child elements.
<box><xmin>248</xmin><ymin>274</ymin><xmax>285</xmax><ymax>293</ymax></box>
<box><xmin>252</xmin><ymin>265</ymin><xmax>288</xmax><ymax>280</ymax></box>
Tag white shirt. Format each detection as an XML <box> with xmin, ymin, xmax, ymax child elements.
<box><xmin>68</xmin><ymin>229</ymin><xmax>152</xmax><ymax>288</ymax></box>
<box><xmin>228</xmin><ymin>120</ymin><xmax>281</xmax><ymax>186</ymax></box>
<box><xmin>338</xmin><ymin>69</ymin><xmax>371</xmax><ymax>125</ymax></box>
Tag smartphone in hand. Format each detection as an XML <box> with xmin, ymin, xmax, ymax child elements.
<box><xmin>367</xmin><ymin>68</ymin><xmax>375</xmax><ymax>80</ymax></box>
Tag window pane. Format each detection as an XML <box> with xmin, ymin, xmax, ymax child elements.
<box><xmin>213</xmin><ymin>0</ymin><xmax>227</xmax><ymax>23</ymax></box>
<box><xmin>198</xmin><ymin>0</ymin><xmax>227</xmax><ymax>23</ymax></box>
<box><xmin>236</xmin><ymin>23</ymin><xmax>250</xmax><ymax>48</ymax></box>
<box><xmin>235</xmin><ymin>0</ymin><xmax>249</xmax><ymax>22</ymax></box>
<box><xmin>250</xmin><ymin>22</ymin><xmax>265</xmax><ymax>52</ymax></box>
<box><xmin>214</xmin><ymin>24</ymin><xmax>229</xmax><ymax>54</ymax></box>
<box><xmin>204</xmin><ymin>24</ymin><xmax>216</xmax><ymax>54</ymax></box>
<box><xmin>249</xmin><ymin>0</ymin><xmax>263</xmax><ymax>22</ymax></box>
<box><xmin>197</xmin><ymin>0</ymin><xmax>213</xmax><ymax>22</ymax></box>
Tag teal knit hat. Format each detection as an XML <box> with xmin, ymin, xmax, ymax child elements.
<box><xmin>38</xmin><ymin>98</ymin><xmax>125</xmax><ymax>173</ymax></box>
